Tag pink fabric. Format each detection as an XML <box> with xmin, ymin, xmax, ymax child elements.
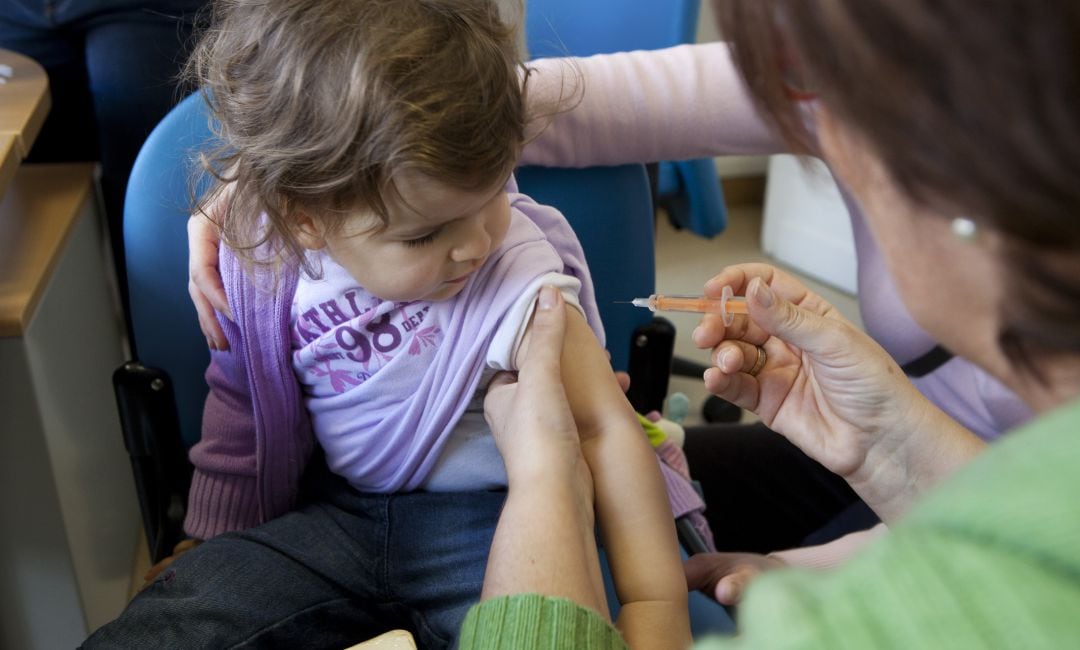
<box><xmin>656</xmin><ymin>440</ymin><xmax>716</xmax><ymax>553</ymax></box>
<box><xmin>521</xmin><ymin>43</ymin><xmax>781</xmax><ymax>169</ymax></box>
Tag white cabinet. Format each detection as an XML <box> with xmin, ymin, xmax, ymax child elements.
<box><xmin>762</xmin><ymin>154</ymin><xmax>857</xmax><ymax>294</ymax></box>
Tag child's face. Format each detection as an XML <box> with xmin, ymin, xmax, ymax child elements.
<box><xmin>300</xmin><ymin>172</ymin><xmax>511</xmax><ymax>302</ymax></box>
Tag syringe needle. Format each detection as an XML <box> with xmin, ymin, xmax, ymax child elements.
<box><xmin>622</xmin><ymin>289</ymin><xmax>747</xmax><ymax>325</ymax></box>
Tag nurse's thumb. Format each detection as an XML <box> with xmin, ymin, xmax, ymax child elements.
<box><xmin>746</xmin><ymin>277</ymin><xmax>835</xmax><ymax>355</ymax></box>
<box><xmin>518</xmin><ymin>286</ymin><xmax>567</xmax><ymax>381</ymax></box>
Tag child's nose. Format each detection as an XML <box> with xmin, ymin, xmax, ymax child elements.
<box><xmin>450</xmin><ymin>216</ymin><xmax>492</xmax><ymax>262</ymax></box>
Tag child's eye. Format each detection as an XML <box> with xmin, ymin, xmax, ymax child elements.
<box><xmin>403</xmin><ymin>231</ymin><xmax>438</xmax><ymax>248</ymax></box>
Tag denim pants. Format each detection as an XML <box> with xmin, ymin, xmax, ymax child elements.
<box><xmin>82</xmin><ymin>461</ymin><xmax>506</xmax><ymax>649</ymax></box>
<box><xmin>0</xmin><ymin>0</ymin><xmax>208</xmax><ymax>313</ymax></box>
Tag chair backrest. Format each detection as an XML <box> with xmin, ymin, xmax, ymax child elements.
<box><xmin>124</xmin><ymin>92</ymin><xmax>216</xmax><ymax>449</ymax></box>
<box><xmin>526</xmin><ymin>0</ymin><xmax>700</xmax><ymax>58</ymax></box>
<box><xmin>124</xmin><ymin>94</ymin><xmax>658</xmax><ymax>449</ymax></box>
<box><xmin>521</xmin><ymin>2</ymin><xmax>689</xmax><ymax>363</ymax></box>
<box><xmin>524</xmin><ymin>0</ymin><xmax>726</xmax><ymax>239</ymax></box>
<box><xmin>515</xmin><ymin>165</ymin><xmax>655</xmax><ymax>372</ymax></box>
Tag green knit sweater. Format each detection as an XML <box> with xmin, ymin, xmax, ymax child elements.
<box><xmin>460</xmin><ymin>399</ymin><xmax>1080</xmax><ymax>649</ymax></box>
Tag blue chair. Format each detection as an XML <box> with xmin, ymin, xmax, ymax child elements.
<box><xmin>515</xmin><ymin>165</ymin><xmax>656</xmax><ymax>374</ymax></box>
<box><xmin>114</xmin><ymin>92</ymin><xmax>214</xmax><ymax>562</ymax></box>
<box><xmin>525</xmin><ymin>0</ymin><xmax>728</xmax><ymax>238</ymax></box>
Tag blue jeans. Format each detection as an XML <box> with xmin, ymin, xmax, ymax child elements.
<box><xmin>83</xmin><ymin>461</ymin><xmax>506</xmax><ymax>649</ymax></box>
<box><xmin>0</xmin><ymin>0</ymin><xmax>208</xmax><ymax>315</ymax></box>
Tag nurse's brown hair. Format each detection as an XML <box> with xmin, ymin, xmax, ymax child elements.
<box><xmin>716</xmin><ymin>0</ymin><xmax>1080</xmax><ymax>359</ymax></box>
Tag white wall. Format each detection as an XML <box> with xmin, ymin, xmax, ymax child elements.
<box><xmin>695</xmin><ymin>1</ymin><xmax>856</xmax><ymax>293</ymax></box>
<box><xmin>761</xmin><ymin>156</ymin><xmax>857</xmax><ymax>293</ymax></box>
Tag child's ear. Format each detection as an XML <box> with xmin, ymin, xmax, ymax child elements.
<box><xmin>293</xmin><ymin>212</ymin><xmax>327</xmax><ymax>250</ymax></box>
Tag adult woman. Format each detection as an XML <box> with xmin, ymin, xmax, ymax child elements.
<box><xmin>461</xmin><ymin>0</ymin><xmax>1080</xmax><ymax>646</ymax></box>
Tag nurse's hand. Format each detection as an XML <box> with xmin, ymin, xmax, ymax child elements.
<box><xmin>479</xmin><ymin>287</ymin><xmax>606</xmax><ymax>613</ymax></box>
<box><xmin>188</xmin><ymin>186</ymin><xmax>233</xmax><ymax>350</ymax></box>
<box><xmin>484</xmin><ymin>286</ymin><xmax>589</xmax><ymax>492</ymax></box>
<box><xmin>693</xmin><ymin>263</ymin><xmax>981</xmax><ymax>522</ymax></box>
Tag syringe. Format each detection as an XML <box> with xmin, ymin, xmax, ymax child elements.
<box><xmin>626</xmin><ymin>286</ymin><xmax>747</xmax><ymax>326</ymax></box>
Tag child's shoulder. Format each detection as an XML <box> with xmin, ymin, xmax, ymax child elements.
<box><xmin>502</xmin><ymin>200</ymin><xmax>553</xmax><ymax>242</ymax></box>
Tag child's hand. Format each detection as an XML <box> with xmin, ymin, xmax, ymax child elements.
<box><xmin>142</xmin><ymin>538</ymin><xmax>203</xmax><ymax>588</ymax></box>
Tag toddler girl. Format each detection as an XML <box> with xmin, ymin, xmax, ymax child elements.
<box><xmin>84</xmin><ymin>0</ymin><xmax>689</xmax><ymax>647</ymax></box>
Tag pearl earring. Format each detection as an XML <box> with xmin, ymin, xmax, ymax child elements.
<box><xmin>951</xmin><ymin>217</ymin><xmax>978</xmax><ymax>241</ymax></box>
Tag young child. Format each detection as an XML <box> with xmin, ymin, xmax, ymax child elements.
<box><xmin>84</xmin><ymin>0</ymin><xmax>689</xmax><ymax>648</ymax></box>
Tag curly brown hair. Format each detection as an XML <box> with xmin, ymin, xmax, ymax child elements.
<box><xmin>188</xmin><ymin>0</ymin><xmax>527</xmax><ymax>274</ymax></box>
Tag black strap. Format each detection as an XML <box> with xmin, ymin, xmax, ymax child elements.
<box><xmin>900</xmin><ymin>344</ymin><xmax>954</xmax><ymax>378</ymax></box>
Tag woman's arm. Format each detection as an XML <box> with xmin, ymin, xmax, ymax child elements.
<box><xmin>516</xmin><ymin>303</ymin><xmax>692</xmax><ymax>649</ymax></box>
<box><xmin>481</xmin><ymin>287</ymin><xmax>608</xmax><ymax>616</ymax></box>
<box><xmin>522</xmin><ymin>42</ymin><xmax>784</xmax><ymax>168</ymax></box>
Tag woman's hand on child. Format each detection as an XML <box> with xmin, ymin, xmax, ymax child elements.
<box><xmin>484</xmin><ymin>287</ymin><xmax>589</xmax><ymax>493</ymax></box>
<box><xmin>684</xmin><ymin>551</ymin><xmax>786</xmax><ymax>605</ymax></box>
<box><xmin>480</xmin><ymin>288</ymin><xmax>609</xmax><ymax>613</ymax></box>
<box><xmin>188</xmin><ymin>185</ymin><xmax>233</xmax><ymax>350</ymax></box>
<box><xmin>142</xmin><ymin>538</ymin><xmax>203</xmax><ymax>588</ymax></box>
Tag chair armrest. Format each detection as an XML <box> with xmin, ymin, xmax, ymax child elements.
<box><xmin>625</xmin><ymin>317</ymin><xmax>675</xmax><ymax>415</ymax></box>
<box><xmin>113</xmin><ymin>362</ymin><xmax>194</xmax><ymax>562</ymax></box>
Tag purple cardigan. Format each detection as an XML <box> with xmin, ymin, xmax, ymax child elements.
<box><xmin>183</xmin><ymin>180</ymin><xmax>603</xmax><ymax>540</ymax></box>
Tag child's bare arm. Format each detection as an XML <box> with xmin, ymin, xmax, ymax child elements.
<box><xmin>517</xmin><ymin>306</ymin><xmax>692</xmax><ymax>649</ymax></box>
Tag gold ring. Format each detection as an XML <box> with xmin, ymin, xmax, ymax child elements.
<box><xmin>748</xmin><ymin>346</ymin><xmax>767</xmax><ymax>377</ymax></box>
